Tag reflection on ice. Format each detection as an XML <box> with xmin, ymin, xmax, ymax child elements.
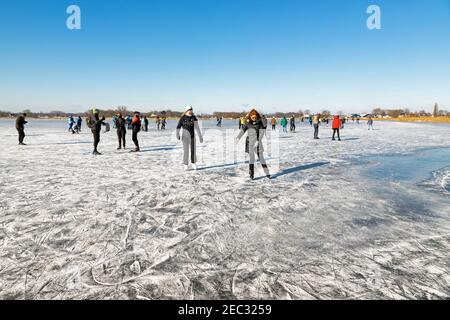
<box><xmin>357</xmin><ymin>147</ymin><xmax>450</xmax><ymax>185</ymax></box>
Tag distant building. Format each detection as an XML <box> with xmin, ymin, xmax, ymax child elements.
<box><xmin>432</xmin><ymin>103</ymin><xmax>439</xmax><ymax>117</ymax></box>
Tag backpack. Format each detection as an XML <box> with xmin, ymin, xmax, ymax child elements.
<box><xmin>86</xmin><ymin>116</ymin><xmax>94</xmax><ymax>129</ymax></box>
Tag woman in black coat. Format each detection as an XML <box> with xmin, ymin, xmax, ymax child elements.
<box><xmin>176</xmin><ymin>106</ymin><xmax>203</xmax><ymax>170</ymax></box>
<box><xmin>236</xmin><ymin>109</ymin><xmax>271</xmax><ymax>180</ymax></box>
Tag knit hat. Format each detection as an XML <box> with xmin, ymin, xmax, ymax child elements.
<box><xmin>92</xmin><ymin>108</ymin><xmax>99</xmax><ymax>114</ymax></box>
<box><xmin>185</xmin><ymin>105</ymin><xmax>193</xmax><ymax>112</ymax></box>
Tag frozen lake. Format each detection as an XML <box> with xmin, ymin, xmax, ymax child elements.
<box><xmin>0</xmin><ymin>119</ymin><xmax>449</xmax><ymax>299</ymax></box>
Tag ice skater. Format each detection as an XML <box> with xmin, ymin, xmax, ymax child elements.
<box><xmin>131</xmin><ymin>112</ymin><xmax>141</xmax><ymax>152</ymax></box>
<box><xmin>144</xmin><ymin>116</ymin><xmax>149</xmax><ymax>132</ymax></box>
<box><xmin>76</xmin><ymin>116</ymin><xmax>82</xmax><ymax>132</ymax></box>
<box><xmin>126</xmin><ymin>114</ymin><xmax>132</xmax><ymax>130</ymax></box>
<box><xmin>112</xmin><ymin>114</ymin><xmax>118</xmax><ymax>129</ymax></box>
<box><xmin>281</xmin><ymin>116</ymin><xmax>288</xmax><ymax>133</ymax></box>
<box><xmin>140</xmin><ymin>115</ymin><xmax>145</xmax><ymax>131</ymax></box>
<box><xmin>156</xmin><ymin>116</ymin><xmax>161</xmax><ymax>130</ymax></box>
<box><xmin>87</xmin><ymin>110</ymin><xmax>105</xmax><ymax>155</ymax></box>
<box><xmin>271</xmin><ymin>117</ymin><xmax>277</xmax><ymax>130</ymax></box>
<box><xmin>116</xmin><ymin>112</ymin><xmax>126</xmax><ymax>150</ymax></box>
<box><xmin>240</xmin><ymin>117</ymin><xmax>246</xmax><ymax>130</ymax></box>
<box><xmin>161</xmin><ymin>117</ymin><xmax>167</xmax><ymax>130</ymax></box>
<box><xmin>313</xmin><ymin>114</ymin><xmax>321</xmax><ymax>139</ymax></box>
<box><xmin>261</xmin><ymin>115</ymin><xmax>268</xmax><ymax>128</ymax></box>
<box><xmin>73</xmin><ymin>122</ymin><xmax>80</xmax><ymax>134</ymax></box>
<box><xmin>176</xmin><ymin>106</ymin><xmax>203</xmax><ymax>170</ymax></box>
<box><xmin>332</xmin><ymin>115</ymin><xmax>342</xmax><ymax>141</ymax></box>
<box><xmin>368</xmin><ymin>117</ymin><xmax>374</xmax><ymax>130</ymax></box>
<box><xmin>235</xmin><ymin>109</ymin><xmax>271</xmax><ymax>180</ymax></box>
<box><xmin>290</xmin><ymin>116</ymin><xmax>296</xmax><ymax>132</ymax></box>
<box><xmin>15</xmin><ymin>113</ymin><xmax>28</xmax><ymax>145</ymax></box>
<box><xmin>68</xmin><ymin>115</ymin><xmax>75</xmax><ymax>133</ymax></box>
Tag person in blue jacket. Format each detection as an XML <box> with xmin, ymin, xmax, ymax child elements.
<box><xmin>126</xmin><ymin>115</ymin><xmax>133</xmax><ymax>130</ymax></box>
<box><xmin>68</xmin><ymin>116</ymin><xmax>75</xmax><ymax>133</ymax></box>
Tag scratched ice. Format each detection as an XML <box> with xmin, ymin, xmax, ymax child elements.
<box><xmin>0</xmin><ymin>119</ymin><xmax>449</xmax><ymax>299</ymax></box>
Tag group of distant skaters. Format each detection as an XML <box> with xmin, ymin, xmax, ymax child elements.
<box><xmin>14</xmin><ymin>108</ymin><xmax>375</xmax><ymax>180</ymax></box>
<box><xmin>267</xmin><ymin>114</ymin><xmax>375</xmax><ymax>140</ymax></box>
<box><xmin>85</xmin><ymin>110</ymin><xmax>143</xmax><ymax>154</ymax></box>
<box><xmin>68</xmin><ymin>115</ymin><xmax>83</xmax><ymax>134</ymax></box>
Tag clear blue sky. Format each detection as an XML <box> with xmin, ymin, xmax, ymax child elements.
<box><xmin>0</xmin><ymin>0</ymin><xmax>449</xmax><ymax>114</ymax></box>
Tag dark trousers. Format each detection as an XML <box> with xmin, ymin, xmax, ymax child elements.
<box><xmin>314</xmin><ymin>125</ymin><xmax>319</xmax><ymax>138</ymax></box>
<box><xmin>117</xmin><ymin>130</ymin><xmax>126</xmax><ymax>148</ymax></box>
<box><xmin>272</xmin><ymin>125</ymin><xmax>276</xmax><ymax>130</ymax></box>
<box><xmin>17</xmin><ymin>128</ymin><xmax>25</xmax><ymax>144</ymax></box>
<box><xmin>132</xmin><ymin>130</ymin><xmax>139</xmax><ymax>149</ymax></box>
<box><xmin>332</xmin><ymin>128</ymin><xmax>340</xmax><ymax>140</ymax></box>
<box><xmin>93</xmin><ymin>131</ymin><xmax>100</xmax><ymax>151</ymax></box>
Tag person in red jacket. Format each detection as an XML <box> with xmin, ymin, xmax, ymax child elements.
<box><xmin>332</xmin><ymin>115</ymin><xmax>342</xmax><ymax>141</ymax></box>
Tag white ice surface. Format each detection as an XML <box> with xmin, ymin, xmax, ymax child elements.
<box><xmin>0</xmin><ymin>119</ymin><xmax>449</xmax><ymax>299</ymax></box>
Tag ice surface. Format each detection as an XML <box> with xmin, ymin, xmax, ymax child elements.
<box><xmin>0</xmin><ymin>119</ymin><xmax>449</xmax><ymax>299</ymax></box>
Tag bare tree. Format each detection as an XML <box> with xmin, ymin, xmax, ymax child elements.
<box><xmin>321</xmin><ymin>110</ymin><xmax>331</xmax><ymax>118</ymax></box>
<box><xmin>117</xmin><ymin>106</ymin><xmax>128</xmax><ymax>113</ymax></box>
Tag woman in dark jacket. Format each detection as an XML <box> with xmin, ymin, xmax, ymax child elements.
<box><xmin>176</xmin><ymin>106</ymin><xmax>203</xmax><ymax>170</ymax></box>
<box><xmin>116</xmin><ymin>112</ymin><xmax>127</xmax><ymax>150</ymax></box>
<box><xmin>131</xmin><ymin>112</ymin><xmax>141</xmax><ymax>152</ymax></box>
<box><xmin>15</xmin><ymin>113</ymin><xmax>28</xmax><ymax>145</ymax></box>
<box><xmin>236</xmin><ymin>109</ymin><xmax>271</xmax><ymax>180</ymax></box>
<box><xmin>87</xmin><ymin>110</ymin><xmax>105</xmax><ymax>155</ymax></box>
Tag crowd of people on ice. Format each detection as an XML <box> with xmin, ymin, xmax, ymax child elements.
<box><xmin>67</xmin><ymin>115</ymin><xmax>83</xmax><ymax>134</ymax></box>
<box><xmin>14</xmin><ymin>109</ymin><xmax>374</xmax><ymax>180</ymax></box>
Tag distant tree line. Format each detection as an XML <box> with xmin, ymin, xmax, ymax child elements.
<box><xmin>0</xmin><ymin>109</ymin><xmax>89</xmax><ymax>118</ymax></box>
<box><xmin>1</xmin><ymin>108</ymin><xmax>320</xmax><ymax>119</ymax></box>
<box><xmin>2</xmin><ymin>106</ymin><xmax>448</xmax><ymax>119</ymax></box>
<box><xmin>372</xmin><ymin>106</ymin><xmax>449</xmax><ymax>118</ymax></box>
<box><xmin>213</xmin><ymin>110</ymin><xmax>330</xmax><ymax>119</ymax></box>
<box><xmin>0</xmin><ymin>107</ymin><xmax>188</xmax><ymax>119</ymax></box>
